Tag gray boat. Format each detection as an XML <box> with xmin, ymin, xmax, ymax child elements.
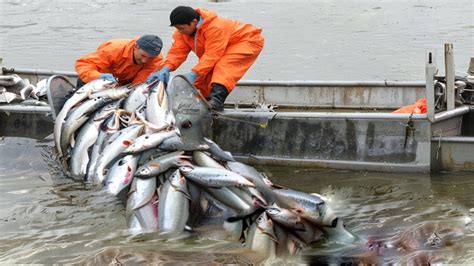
<box><xmin>1</xmin><ymin>45</ymin><xmax>473</xmax><ymax>173</ymax></box>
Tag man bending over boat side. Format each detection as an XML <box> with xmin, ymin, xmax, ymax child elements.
<box><xmin>146</xmin><ymin>6</ymin><xmax>265</xmax><ymax>112</ymax></box>
<box><xmin>75</xmin><ymin>35</ymin><xmax>165</xmax><ymax>88</ymax></box>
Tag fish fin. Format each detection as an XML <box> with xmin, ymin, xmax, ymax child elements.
<box><xmin>132</xmin><ymin>200</ymin><xmax>147</xmax><ymax>210</ymax></box>
<box><xmin>287</xmin><ymin>239</ymin><xmax>298</xmax><ymax>255</ymax></box>
<box><xmin>226</xmin><ymin>208</ymin><xmax>265</xmax><ymax>223</ymax></box>
<box><xmin>173</xmin><ymin>188</ymin><xmax>192</xmax><ymax>200</ymax></box>
<box><xmin>149</xmin><ymin>162</ymin><xmax>162</xmax><ymax>168</ymax></box>
<box><xmin>262</xmin><ymin>231</ymin><xmax>279</xmax><ymax>244</ymax></box>
<box><xmin>177</xmin><ymin>159</ymin><xmax>193</xmax><ymax>167</ymax></box>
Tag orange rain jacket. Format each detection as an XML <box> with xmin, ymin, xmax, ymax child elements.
<box><xmin>163</xmin><ymin>8</ymin><xmax>264</xmax><ymax>97</ymax></box>
<box><xmin>392</xmin><ymin>98</ymin><xmax>427</xmax><ymax>114</ymax></box>
<box><xmin>75</xmin><ymin>37</ymin><xmax>163</xmax><ymax>86</ymax></box>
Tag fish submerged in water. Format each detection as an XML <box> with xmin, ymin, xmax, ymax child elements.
<box><xmin>350</xmin><ymin>219</ymin><xmax>470</xmax><ymax>265</ymax></box>
<box><xmin>384</xmin><ymin>220</ymin><xmax>467</xmax><ymax>252</ymax></box>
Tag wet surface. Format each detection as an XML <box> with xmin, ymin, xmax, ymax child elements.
<box><xmin>1</xmin><ymin>0</ymin><xmax>474</xmax><ymax>263</ymax></box>
<box><xmin>1</xmin><ymin>137</ymin><xmax>473</xmax><ymax>264</ymax></box>
<box><xmin>1</xmin><ymin>0</ymin><xmax>473</xmax><ymax>81</ymax></box>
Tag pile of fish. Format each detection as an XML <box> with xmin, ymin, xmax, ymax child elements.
<box><xmin>54</xmin><ymin>76</ymin><xmax>354</xmax><ymax>261</ymax></box>
<box><xmin>0</xmin><ymin>74</ymin><xmax>49</xmax><ymax>105</ymax></box>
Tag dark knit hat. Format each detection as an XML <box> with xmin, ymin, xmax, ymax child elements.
<box><xmin>136</xmin><ymin>35</ymin><xmax>163</xmax><ymax>56</ymax></box>
<box><xmin>169</xmin><ymin>6</ymin><xmax>199</xmax><ymax>26</ymax></box>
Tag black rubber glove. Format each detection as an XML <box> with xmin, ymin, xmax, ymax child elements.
<box><xmin>208</xmin><ymin>84</ymin><xmax>229</xmax><ymax>112</ymax></box>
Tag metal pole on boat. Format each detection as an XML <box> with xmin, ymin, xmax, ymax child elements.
<box><xmin>425</xmin><ymin>50</ymin><xmax>437</xmax><ymax>122</ymax></box>
<box><xmin>468</xmin><ymin>57</ymin><xmax>474</xmax><ymax>75</ymax></box>
<box><xmin>445</xmin><ymin>43</ymin><xmax>455</xmax><ymax>110</ymax></box>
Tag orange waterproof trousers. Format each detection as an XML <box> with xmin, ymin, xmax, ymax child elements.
<box><xmin>194</xmin><ymin>40</ymin><xmax>264</xmax><ymax>97</ymax></box>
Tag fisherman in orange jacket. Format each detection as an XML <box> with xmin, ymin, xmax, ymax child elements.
<box><xmin>75</xmin><ymin>35</ymin><xmax>164</xmax><ymax>88</ymax></box>
<box><xmin>147</xmin><ymin>6</ymin><xmax>265</xmax><ymax>111</ymax></box>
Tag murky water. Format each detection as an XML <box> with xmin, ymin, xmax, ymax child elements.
<box><xmin>1</xmin><ymin>0</ymin><xmax>473</xmax><ymax>81</ymax></box>
<box><xmin>1</xmin><ymin>0</ymin><xmax>474</xmax><ymax>264</ymax></box>
<box><xmin>1</xmin><ymin>137</ymin><xmax>473</xmax><ymax>264</ymax></box>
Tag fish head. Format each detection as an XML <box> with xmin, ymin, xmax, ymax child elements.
<box><xmin>261</xmin><ymin>174</ymin><xmax>274</xmax><ymax>187</ymax></box>
<box><xmin>170</xmin><ymin>170</ymin><xmax>187</xmax><ymax>188</ymax></box>
<box><xmin>425</xmin><ymin>232</ymin><xmax>442</xmax><ymax>248</ymax></box>
<box><xmin>179</xmin><ymin>165</ymin><xmax>193</xmax><ymax>176</ymax></box>
<box><xmin>138</xmin><ymin>167</ymin><xmax>151</xmax><ymax>176</ymax></box>
<box><xmin>430</xmin><ymin>226</ymin><xmax>465</xmax><ymax>247</ymax></box>
<box><xmin>265</xmin><ymin>207</ymin><xmax>281</xmax><ymax>217</ymax></box>
<box><xmin>256</xmin><ymin>212</ymin><xmax>272</xmax><ymax>229</ymax></box>
<box><xmin>92</xmin><ymin>79</ymin><xmax>116</xmax><ymax>92</ymax></box>
<box><xmin>366</xmin><ymin>239</ymin><xmax>385</xmax><ymax>254</ymax></box>
<box><xmin>125</xmin><ymin>143</ymin><xmax>138</xmax><ymax>152</ymax></box>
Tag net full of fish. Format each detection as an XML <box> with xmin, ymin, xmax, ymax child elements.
<box><xmin>53</xmin><ymin>76</ymin><xmax>356</xmax><ymax>262</ymax></box>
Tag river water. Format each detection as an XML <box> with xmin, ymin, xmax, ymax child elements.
<box><xmin>1</xmin><ymin>0</ymin><xmax>474</xmax><ymax>264</ymax></box>
<box><xmin>1</xmin><ymin>137</ymin><xmax>474</xmax><ymax>264</ymax></box>
<box><xmin>1</xmin><ymin>0</ymin><xmax>473</xmax><ymax>80</ymax></box>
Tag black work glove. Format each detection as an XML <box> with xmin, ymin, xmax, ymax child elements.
<box><xmin>208</xmin><ymin>84</ymin><xmax>229</xmax><ymax>112</ymax></box>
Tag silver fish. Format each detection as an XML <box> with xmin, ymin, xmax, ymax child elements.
<box><xmin>70</xmin><ymin>100</ymin><xmax>121</xmax><ymax>177</ymax></box>
<box><xmin>54</xmin><ymin>78</ymin><xmax>116</xmax><ymax>157</ymax></box>
<box><xmin>135</xmin><ymin>151</ymin><xmax>189</xmax><ymax>178</ymax></box>
<box><xmin>273</xmin><ymin>188</ymin><xmax>333</xmax><ymax>227</ymax></box>
<box><xmin>158</xmin><ymin>135</ymin><xmax>209</xmax><ymax>152</ymax></box>
<box><xmin>134</xmin><ymin>193</ymin><xmax>159</xmax><ymax>231</ymax></box>
<box><xmin>60</xmin><ymin>96</ymin><xmax>113</xmax><ymax>157</ymax></box>
<box><xmin>20</xmin><ymin>81</ymin><xmax>37</xmax><ymax>100</ymax></box>
<box><xmin>85</xmin><ymin>114</ymin><xmax>121</xmax><ymax>183</ymax></box>
<box><xmin>123</xmin><ymin>129</ymin><xmax>178</xmax><ymax>154</ymax></box>
<box><xmin>146</xmin><ymin>81</ymin><xmax>171</xmax><ymax>130</ymax></box>
<box><xmin>69</xmin><ymin>118</ymin><xmax>100</xmax><ymax>177</ymax></box>
<box><xmin>265</xmin><ymin>203</ymin><xmax>305</xmax><ymax>231</ymax></box>
<box><xmin>89</xmin><ymin>86</ymin><xmax>131</xmax><ymax>100</ymax></box>
<box><xmin>203</xmin><ymin>137</ymin><xmax>235</xmax><ymax>162</ymax></box>
<box><xmin>123</xmin><ymin>82</ymin><xmax>150</xmax><ymax>113</ymax></box>
<box><xmin>20</xmin><ymin>99</ymin><xmax>47</xmax><ymax>106</ymax></box>
<box><xmin>245</xmin><ymin>212</ymin><xmax>278</xmax><ymax>260</ymax></box>
<box><xmin>204</xmin><ymin>187</ymin><xmax>254</xmax><ymax>215</ymax></box>
<box><xmin>158</xmin><ymin>170</ymin><xmax>190</xmax><ymax>233</ymax></box>
<box><xmin>104</xmin><ymin>154</ymin><xmax>139</xmax><ymax>195</ymax></box>
<box><xmin>194</xmin><ymin>151</ymin><xmax>266</xmax><ymax>206</ymax></box>
<box><xmin>293</xmin><ymin>219</ymin><xmax>325</xmax><ymax>245</ymax></box>
<box><xmin>179</xmin><ymin>165</ymin><xmax>255</xmax><ymax>188</ymax></box>
<box><xmin>93</xmin><ymin>124</ymin><xmax>144</xmax><ymax>184</ymax></box>
<box><xmin>0</xmin><ymin>89</ymin><xmax>22</xmax><ymax>103</ymax></box>
<box><xmin>193</xmin><ymin>151</ymin><xmax>226</xmax><ymax>169</ymax></box>
<box><xmin>0</xmin><ymin>74</ymin><xmax>24</xmax><ymax>88</ymax></box>
<box><xmin>132</xmin><ymin>177</ymin><xmax>156</xmax><ymax>210</ymax></box>
<box><xmin>227</xmin><ymin>161</ymin><xmax>298</xmax><ymax>210</ymax></box>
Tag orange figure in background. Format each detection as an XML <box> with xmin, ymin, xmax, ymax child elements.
<box><xmin>392</xmin><ymin>98</ymin><xmax>427</xmax><ymax>114</ymax></box>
